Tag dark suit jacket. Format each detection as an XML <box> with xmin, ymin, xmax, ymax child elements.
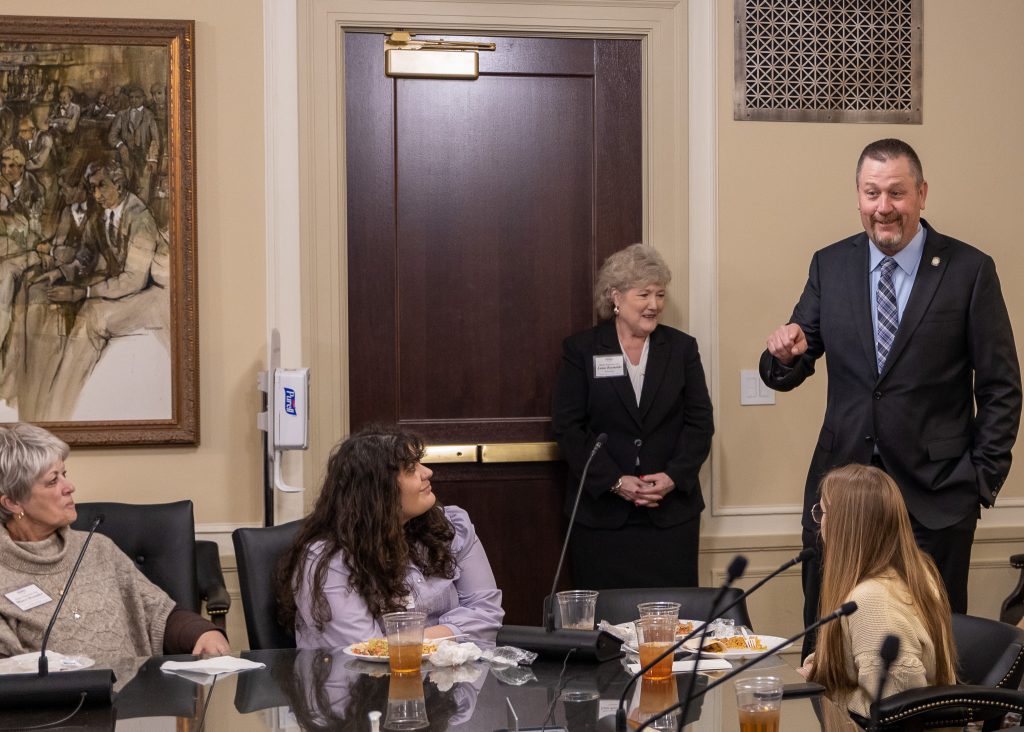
<box><xmin>760</xmin><ymin>220</ymin><xmax>1022</xmax><ymax>531</ymax></box>
<box><xmin>552</xmin><ymin>320</ymin><xmax>714</xmax><ymax>529</ymax></box>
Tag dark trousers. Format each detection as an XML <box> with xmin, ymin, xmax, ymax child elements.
<box><xmin>800</xmin><ymin>462</ymin><xmax>978</xmax><ymax>659</ymax></box>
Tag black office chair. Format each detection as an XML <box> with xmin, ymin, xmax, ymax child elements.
<box><xmin>849</xmin><ymin>614</ymin><xmax>1024</xmax><ymax>731</ymax></box>
<box><xmin>571</xmin><ymin>587</ymin><xmax>753</xmax><ymax>628</ymax></box>
<box><xmin>232</xmin><ymin>520</ymin><xmax>302</xmax><ymax>650</ymax></box>
<box><xmin>71</xmin><ymin>500</ymin><xmax>229</xmax><ymax>625</ymax></box>
<box><xmin>1001</xmin><ymin>553</ymin><xmax>1024</xmax><ymax>626</ymax></box>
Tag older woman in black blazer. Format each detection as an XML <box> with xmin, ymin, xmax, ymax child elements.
<box><xmin>552</xmin><ymin>244</ymin><xmax>714</xmax><ymax>589</ymax></box>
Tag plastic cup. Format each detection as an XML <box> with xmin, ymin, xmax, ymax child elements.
<box><xmin>734</xmin><ymin>676</ymin><xmax>782</xmax><ymax>732</ymax></box>
<box><xmin>637</xmin><ymin>601</ymin><xmax>681</xmax><ymax>621</ymax></box>
<box><xmin>556</xmin><ymin>590</ymin><xmax>599</xmax><ymax>630</ymax></box>
<box><xmin>636</xmin><ymin>615</ymin><xmax>677</xmax><ymax>680</ymax></box>
<box><xmin>382</xmin><ymin>611</ymin><xmax>426</xmax><ymax>673</ymax></box>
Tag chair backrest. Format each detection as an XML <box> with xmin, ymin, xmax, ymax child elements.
<box><xmin>232</xmin><ymin>520</ymin><xmax>302</xmax><ymax>650</ymax></box>
<box><xmin>551</xmin><ymin>587</ymin><xmax>753</xmax><ymax>628</ymax></box>
<box><xmin>953</xmin><ymin>613</ymin><xmax>1024</xmax><ymax>688</ymax></box>
<box><xmin>72</xmin><ymin>500</ymin><xmax>199</xmax><ymax>612</ymax></box>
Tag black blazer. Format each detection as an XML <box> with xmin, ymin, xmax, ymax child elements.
<box><xmin>552</xmin><ymin>320</ymin><xmax>714</xmax><ymax>529</ymax></box>
<box><xmin>760</xmin><ymin>220</ymin><xmax>1022</xmax><ymax>530</ymax></box>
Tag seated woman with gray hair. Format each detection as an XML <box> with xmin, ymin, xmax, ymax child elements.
<box><xmin>0</xmin><ymin>423</ymin><xmax>229</xmax><ymax>658</ymax></box>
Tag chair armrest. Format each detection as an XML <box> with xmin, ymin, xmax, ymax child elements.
<box><xmin>867</xmin><ymin>684</ymin><xmax>1024</xmax><ymax>730</ymax></box>
<box><xmin>195</xmin><ymin>540</ymin><xmax>231</xmax><ymax>629</ymax></box>
<box><xmin>1011</xmin><ymin>554</ymin><xmax>1024</xmax><ymax>569</ymax></box>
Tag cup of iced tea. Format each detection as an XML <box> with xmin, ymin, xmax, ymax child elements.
<box><xmin>382</xmin><ymin>611</ymin><xmax>427</xmax><ymax>673</ymax></box>
<box><xmin>556</xmin><ymin>590</ymin><xmax>599</xmax><ymax>630</ymax></box>
<box><xmin>635</xmin><ymin>615</ymin><xmax>676</xmax><ymax>680</ymax></box>
<box><xmin>384</xmin><ymin>670</ymin><xmax>429</xmax><ymax>730</ymax></box>
<box><xmin>734</xmin><ymin>675</ymin><xmax>782</xmax><ymax>732</ymax></box>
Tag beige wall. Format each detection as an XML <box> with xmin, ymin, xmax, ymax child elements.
<box><xmin>3</xmin><ymin>1</ymin><xmax>268</xmax><ymax>529</ymax></box>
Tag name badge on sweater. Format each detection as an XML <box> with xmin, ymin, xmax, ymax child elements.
<box><xmin>594</xmin><ymin>355</ymin><xmax>625</xmax><ymax>378</ymax></box>
<box><xmin>5</xmin><ymin>584</ymin><xmax>52</xmax><ymax>611</ymax></box>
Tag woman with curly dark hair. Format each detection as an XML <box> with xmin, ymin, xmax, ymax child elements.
<box><xmin>277</xmin><ymin>425</ymin><xmax>504</xmax><ymax>649</ymax></box>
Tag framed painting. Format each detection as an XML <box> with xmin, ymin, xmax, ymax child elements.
<box><xmin>0</xmin><ymin>16</ymin><xmax>197</xmax><ymax>445</ymax></box>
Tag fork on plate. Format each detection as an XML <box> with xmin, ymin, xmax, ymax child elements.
<box><xmin>738</xmin><ymin>626</ymin><xmax>759</xmax><ymax>650</ymax></box>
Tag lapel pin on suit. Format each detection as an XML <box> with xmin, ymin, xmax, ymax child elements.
<box><xmin>931</xmin><ymin>256</ymin><xmax>941</xmax><ymax>266</ymax></box>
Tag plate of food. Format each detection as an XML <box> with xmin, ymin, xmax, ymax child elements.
<box><xmin>615</xmin><ymin>619</ymin><xmax>706</xmax><ymax>654</ymax></box>
<box><xmin>342</xmin><ymin>638</ymin><xmax>439</xmax><ymax>663</ymax></box>
<box><xmin>681</xmin><ymin>634</ymin><xmax>788</xmax><ymax>659</ymax></box>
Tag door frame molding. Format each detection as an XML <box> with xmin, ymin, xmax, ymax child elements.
<box><xmin>264</xmin><ymin>0</ymin><xmax>721</xmax><ymax>518</ymax></box>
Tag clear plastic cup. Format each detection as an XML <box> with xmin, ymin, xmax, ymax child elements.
<box><xmin>556</xmin><ymin>590</ymin><xmax>599</xmax><ymax>630</ymax></box>
<box><xmin>384</xmin><ymin>670</ymin><xmax>429</xmax><ymax>730</ymax></box>
<box><xmin>637</xmin><ymin>601</ymin><xmax>681</xmax><ymax>621</ymax></box>
<box><xmin>382</xmin><ymin>611</ymin><xmax>426</xmax><ymax>673</ymax></box>
<box><xmin>734</xmin><ymin>675</ymin><xmax>782</xmax><ymax>732</ymax></box>
<box><xmin>635</xmin><ymin>615</ymin><xmax>677</xmax><ymax>680</ymax></box>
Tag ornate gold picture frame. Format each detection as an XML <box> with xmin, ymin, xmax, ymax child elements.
<box><xmin>0</xmin><ymin>16</ymin><xmax>197</xmax><ymax>445</ymax></box>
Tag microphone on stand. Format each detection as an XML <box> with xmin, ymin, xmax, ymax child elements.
<box><xmin>496</xmin><ymin>433</ymin><xmax>624</xmax><ymax>662</ymax></box>
<box><xmin>633</xmin><ymin>601</ymin><xmax>859</xmax><ymax>732</ymax></box>
<box><xmin>0</xmin><ymin>514</ymin><xmax>115</xmax><ymax>710</ymax></box>
<box><xmin>544</xmin><ymin>432</ymin><xmax>607</xmax><ymax>632</ymax></box>
<box><xmin>677</xmin><ymin>555</ymin><xmax>748</xmax><ymax>729</ymax></box>
<box><xmin>612</xmin><ymin>555</ymin><xmax>748</xmax><ymax>732</ymax></box>
<box><xmin>869</xmin><ymin>635</ymin><xmax>900</xmax><ymax>731</ymax></box>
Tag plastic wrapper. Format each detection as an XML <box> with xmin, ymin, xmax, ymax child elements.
<box><xmin>480</xmin><ymin>645</ymin><xmax>537</xmax><ymax>667</ymax></box>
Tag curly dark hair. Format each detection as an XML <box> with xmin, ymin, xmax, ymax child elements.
<box><xmin>275</xmin><ymin>425</ymin><xmax>456</xmax><ymax>634</ymax></box>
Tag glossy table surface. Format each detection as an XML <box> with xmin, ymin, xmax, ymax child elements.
<box><xmin>0</xmin><ymin>648</ymin><xmax>859</xmax><ymax>730</ymax></box>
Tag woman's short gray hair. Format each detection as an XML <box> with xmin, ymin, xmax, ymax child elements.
<box><xmin>0</xmin><ymin>424</ymin><xmax>69</xmax><ymax>523</ymax></box>
<box><xmin>594</xmin><ymin>243</ymin><xmax>672</xmax><ymax>320</ymax></box>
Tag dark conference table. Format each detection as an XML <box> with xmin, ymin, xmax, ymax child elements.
<box><xmin>0</xmin><ymin>649</ymin><xmax>859</xmax><ymax>730</ymax></box>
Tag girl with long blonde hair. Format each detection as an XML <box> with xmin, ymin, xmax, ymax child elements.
<box><xmin>806</xmin><ymin>464</ymin><xmax>957</xmax><ymax>716</ymax></box>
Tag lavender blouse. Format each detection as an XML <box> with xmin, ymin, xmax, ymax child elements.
<box><xmin>295</xmin><ymin>506</ymin><xmax>504</xmax><ymax>649</ymax></box>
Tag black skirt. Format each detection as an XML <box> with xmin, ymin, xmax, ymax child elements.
<box><xmin>568</xmin><ymin>511</ymin><xmax>700</xmax><ymax>590</ymax></box>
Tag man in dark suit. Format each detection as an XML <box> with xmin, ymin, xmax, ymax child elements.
<box><xmin>759</xmin><ymin>139</ymin><xmax>1021</xmax><ymax>650</ymax></box>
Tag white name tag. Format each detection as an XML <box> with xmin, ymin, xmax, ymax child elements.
<box><xmin>5</xmin><ymin>584</ymin><xmax>53</xmax><ymax>611</ymax></box>
<box><xmin>593</xmin><ymin>354</ymin><xmax>625</xmax><ymax>378</ymax></box>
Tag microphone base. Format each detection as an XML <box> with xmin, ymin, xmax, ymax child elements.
<box><xmin>0</xmin><ymin>668</ymin><xmax>115</xmax><ymax>709</ymax></box>
<box><xmin>496</xmin><ymin>625</ymin><xmax>623</xmax><ymax>662</ymax></box>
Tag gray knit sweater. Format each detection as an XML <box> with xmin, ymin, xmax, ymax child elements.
<box><xmin>0</xmin><ymin>524</ymin><xmax>174</xmax><ymax>659</ymax></box>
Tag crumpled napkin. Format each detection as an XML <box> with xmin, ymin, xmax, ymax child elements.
<box><xmin>429</xmin><ymin>640</ymin><xmax>482</xmax><ymax>667</ymax></box>
<box><xmin>626</xmin><ymin>658</ymin><xmax>731</xmax><ymax>674</ymax></box>
<box><xmin>158</xmin><ymin>655</ymin><xmax>264</xmax><ymax>683</ymax></box>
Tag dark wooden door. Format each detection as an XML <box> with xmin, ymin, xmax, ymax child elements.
<box><xmin>345</xmin><ymin>32</ymin><xmax>641</xmax><ymax>624</ymax></box>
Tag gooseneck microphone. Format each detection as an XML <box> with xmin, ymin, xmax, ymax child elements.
<box><xmin>38</xmin><ymin>515</ymin><xmax>105</xmax><ymax>676</ymax></box>
<box><xmin>496</xmin><ymin>433</ymin><xmax>623</xmax><ymax>662</ymax></box>
<box><xmin>544</xmin><ymin>433</ymin><xmax>607</xmax><ymax>631</ymax></box>
<box><xmin>0</xmin><ymin>514</ymin><xmax>115</xmax><ymax>710</ymax></box>
<box><xmin>677</xmin><ymin>555</ymin><xmax>748</xmax><ymax>729</ymax></box>
<box><xmin>869</xmin><ymin>635</ymin><xmax>901</xmax><ymax>731</ymax></box>
<box><xmin>634</xmin><ymin>601</ymin><xmax>859</xmax><ymax>732</ymax></box>
<box><xmin>614</xmin><ymin>555</ymin><xmax>749</xmax><ymax>732</ymax></box>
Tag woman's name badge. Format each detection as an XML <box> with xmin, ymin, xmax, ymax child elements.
<box><xmin>594</xmin><ymin>354</ymin><xmax>625</xmax><ymax>378</ymax></box>
<box><xmin>5</xmin><ymin>584</ymin><xmax>53</xmax><ymax>611</ymax></box>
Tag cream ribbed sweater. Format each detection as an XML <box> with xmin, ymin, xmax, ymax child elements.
<box><xmin>0</xmin><ymin>524</ymin><xmax>174</xmax><ymax>659</ymax></box>
<box><xmin>840</xmin><ymin>574</ymin><xmax>940</xmax><ymax>717</ymax></box>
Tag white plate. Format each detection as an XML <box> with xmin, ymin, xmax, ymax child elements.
<box><xmin>615</xmin><ymin>619</ymin><xmax>706</xmax><ymax>654</ymax></box>
<box><xmin>342</xmin><ymin>643</ymin><xmax>434</xmax><ymax>664</ymax></box>
<box><xmin>682</xmin><ymin>634</ymin><xmax>790</xmax><ymax>660</ymax></box>
<box><xmin>0</xmin><ymin>651</ymin><xmax>95</xmax><ymax>675</ymax></box>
